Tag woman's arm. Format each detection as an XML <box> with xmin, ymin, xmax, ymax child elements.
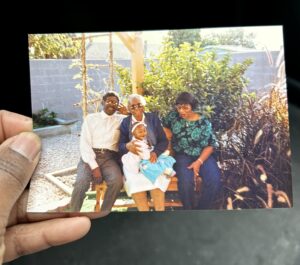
<box><xmin>152</xmin><ymin>114</ymin><xmax>168</xmax><ymax>157</ymax></box>
<box><xmin>119</xmin><ymin>119</ymin><xmax>130</xmax><ymax>155</ymax></box>
<box><xmin>163</xmin><ymin>127</ymin><xmax>172</xmax><ymax>141</ymax></box>
<box><xmin>196</xmin><ymin>146</ymin><xmax>214</xmax><ymax>165</ymax></box>
<box><xmin>163</xmin><ymin>127</ymin><xmax>174</xmax><ymax>155</ymax></box>
<box><xmin>187</xmin><ymin>146</ymin><xmax>214</xmax><ymax>177</ymax></box>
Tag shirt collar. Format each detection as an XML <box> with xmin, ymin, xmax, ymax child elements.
<box><xmin>100</xmin><ymin>111</ymin><xmax>115</xmax><ymax>118</ymax></box>
<box><xmin>132</xmin><ymin>114</ymin><xmax>145</xmax><ymax>123</ymax></box>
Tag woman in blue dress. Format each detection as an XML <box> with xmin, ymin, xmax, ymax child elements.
<box><xmin>162</xmin><ymin>92</ymin><xmax>223</xmax><ymax>210</ymax></box>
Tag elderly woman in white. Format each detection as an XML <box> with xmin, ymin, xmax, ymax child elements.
<box><xmin>119</xmin><ymin>94</ymin><xmax>171</xmax><ymax>211</ymax></box>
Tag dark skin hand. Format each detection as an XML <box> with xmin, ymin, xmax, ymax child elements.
<box><xmin>117</xmin><ymin>103</ymin><xmax>130</xmax><ymax>115</ymax></box>
<box><xmin>0</xmin><ymin>111</ymin><xmax>97</xmax><ymax>263</ymax></box>
<box><xmin>126</xmin><ymin>140</ymin><xmax>142</xmax><ymax>155</ymax></box>
<box><xmin>187</xmin><ymin>160</ymin><xmax>203</xmax><ymax>178</ymax></box>
<box><xmin>126</xmin><ymin>142</ymin><xmax>157</xmax><ymax>163</ymax></box>
<box><xmin>149</xmin><ymin>152</ymin><xmax>157</xmax><ymax>163</ymax></box>
<box><xmin>187</xmin><ymin>146</ymin><xmax>214</xmax><ymax>177</ymax></box>
<box><xmin>92</xmin><ymin>167</ymin><xmax>101</xmax><ymax>178</ymax></box>
<box><xmin>92</xmin><ymin>167</ymin><xmax>103</xmax><ymax>184</ymax></box>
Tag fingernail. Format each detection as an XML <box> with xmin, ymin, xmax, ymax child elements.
<box><xmin>9</xmin><ymin>132</ymin><xmax>41</xmax><ymax>161</ymax></box>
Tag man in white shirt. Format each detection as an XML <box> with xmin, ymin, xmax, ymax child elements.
<box><xmin>69</xmin><ymin>91</ymin><xmax>126</xmax><ymax>213</ymax></box>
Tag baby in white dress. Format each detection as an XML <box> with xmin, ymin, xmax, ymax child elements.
<box><xmin>121</xmin><ymin>122</ymin><xmax>176</xmax><ymax>196</ymax></box>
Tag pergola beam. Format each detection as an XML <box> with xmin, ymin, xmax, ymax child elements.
<box><xmin>116</xmin><ymin>32</ymin><xmax>144</xmax><ymax>95</ymax></box>
<box><xmin>115</xmin><ymin>32</ymin><xmax>135</xmax><ymax>53</ymax></box>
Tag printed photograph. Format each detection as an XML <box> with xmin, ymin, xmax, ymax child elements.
<box><xmin>27</xmin><ymin>26</ymin><xmax>293</xmax><ymax>213</ymax></box>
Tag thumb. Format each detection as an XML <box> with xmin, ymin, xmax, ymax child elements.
<box><xmin>187</xmin><ymin>163</ymin><xmax>193</xmax><ymax>169</ymax></box>
<box><xmin>0</xmin><ymin>132</ymin><xmax>41</xmax><ymax>221</ymax></box>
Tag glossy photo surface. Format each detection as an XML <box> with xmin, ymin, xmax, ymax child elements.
<box><xmin>27</xmin><ymin>26</ymin><xmax>293</xmax><ymax>213</ymax></box>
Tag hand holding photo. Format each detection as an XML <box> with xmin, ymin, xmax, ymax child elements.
<box><xmin>27</xmin><ymin>26</ymin><xmax>292</xmax><ymax>213</ymax></box>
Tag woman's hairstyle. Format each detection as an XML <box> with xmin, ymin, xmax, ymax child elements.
<box><xmin>102</xmin><ymin>91</ymin><xmax>120</xmax><ymax>102</ymax></box>
<box><xmin>131</xmin><ymin>121</ymin><xmax>147</xmax><ymax>133</ymax></box>
<box><xmin>175</xmin><ymin>92</ymin><xmax>198</xmax><ymax>110</ymax></box>
<box><xmin>127</xmin><ymin>94</ymin><xmax>146</xmax><ymax>107</ymax></box>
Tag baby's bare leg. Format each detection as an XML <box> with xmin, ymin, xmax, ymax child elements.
<box><xmin>150</xmin><ymin>188</ymin><xmax>165</xmax><ymax>211</ymax></box>
<box><xmin>132</xmin><ymin>191</ymin><xmax>150</xmax><ymax>211</ymax></box>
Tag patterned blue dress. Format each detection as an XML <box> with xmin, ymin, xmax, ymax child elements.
<box><xmin>162</xmin><ymin>111</ymin><xmax>222</xmax><ymax>210</ymax></box>
<box><xmin>162</xmin><ymin>111</ymin><xmax>218</xmax><ymax>156</ymax></box>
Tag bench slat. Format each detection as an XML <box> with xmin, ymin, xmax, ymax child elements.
<box><xmin>93</xmin><ymin>176</ymin><xmax>180</xmax><ymax>211</ymax></box>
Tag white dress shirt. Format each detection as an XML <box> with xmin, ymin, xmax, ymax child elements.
<box><xmin>80</xmin><ymin>111</ymin><xmax>125</xmax><ymax>170</ymax></box>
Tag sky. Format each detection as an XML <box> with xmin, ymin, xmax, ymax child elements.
<box><xmin>200</xmin><ymin>26</ymin><xmax>283</xmax><ymax>51</ymax></box>
<box><xmin>114</xmin><ymin>26</ymin><xmax>283</xmax><ymax>51</ymax></box>
<box><xmin>82</xmin><ymin>26</ymin><xmax>283</xmax><ymax>51</ymax></box>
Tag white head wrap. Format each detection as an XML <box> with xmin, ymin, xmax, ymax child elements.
<box><xmin>131</xmin><ymin>121</ymin><xmax>147</xmax><ymax>133</ymax></box>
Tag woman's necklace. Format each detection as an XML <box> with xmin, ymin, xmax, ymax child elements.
<box><xmin>184</xmin><ymin>113</ymin><xmax>200</xmax><ymax>127</ymax></box>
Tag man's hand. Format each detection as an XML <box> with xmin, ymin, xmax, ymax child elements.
<box><xmin>149</xmin><ymin>152</ymin><xmax>158</xmax><ymax>163</ymax></box>
<box><xmin>117</xmin><ymin>103</ymin><xmax>129</xmax><ymax>115</ymax></box>
<box><xmin>92</xmin><ymin>167</ymin><xmax>103</xmax><ymax>184</ymax></box>
<box><xmin>0</xmin><ymin>110</ymin><xmax>92</xmax><ymax>263</ymax></box>
<box><xmin>126</xmin><ymin>140</ymin><xmax>142</xmax><ymax>155</ymax></box>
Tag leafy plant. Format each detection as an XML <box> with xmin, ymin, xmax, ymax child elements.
<box><xmin>220</xmin><ymin>45</ymin><xmax>291</xmax><ymax>209</ymax></box>
<box><xmin>33</xmin><ymin>108</ymin><xmax>58</xmax><ymax>128</ymax></box>
<box><xmin>220</xmin><ymin>88</ymin><xmax>291</xmax><ymax>209</ymax></box>
<box><xmin>199</xmin><ymin>28</ymin><xmax>256</xmax><ymax>48</ymax></box>
<box><xmin>29</xmin><ymin>34</ymin><xmax>81</xmax><ymax>59</ymax></box>
<box><xmin>167</xmin><ymin>29</ymin><xmax>202</xmax><ymax>48</ymax></box>
<box><xmin>116</xmin><ymin>40</ymin><xmax>253</xmax><ymax>133</ymax></box>
<box><xmin>70</xmin><ymin>59</ymin><xmax>109</xmax><ymax>114</ymax></box>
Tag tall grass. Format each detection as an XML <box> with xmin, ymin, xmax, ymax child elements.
<box><xmin>218</xmin><ymin>48</ymin><xmax>292</xmax><ymax>209</ymax></box>
<box><xmin>219</xmin><ymin>88</ymin><xmax>291</xmax><ymax>209</ymax></box>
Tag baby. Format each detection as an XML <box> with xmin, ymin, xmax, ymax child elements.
<box><xmin>121</xmin><ymin>121</ymin><xmax>176</xmax><ymax>183</ymax></box>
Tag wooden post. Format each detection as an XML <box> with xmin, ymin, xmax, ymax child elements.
<box><xmin>108</xmin><ymin>32</ymin><xmax>114</xmax><ymax>90</ymax></box>
<box><xmin>132</xmin><ymin>32</ymin><xmax>144</xmax><ymax>95</ymax></box>
<box><xmin>81</xmin><ymin>33</ymin><xmax>88</xmax><ymax>117</ymax></box>
<box><xmin>94</xmin><ymin>184</ymin><xmax>102</xmax><ymax>212</ymax></box>
<box><xmin>115</xmin><ymin>32</ymin><xmax>144</xmax><ymax>94</ymax></box>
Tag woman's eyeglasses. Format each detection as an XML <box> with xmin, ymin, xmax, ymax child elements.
<box><xmin>175</xmin><ymin>104</ymin><xmax>191</xmax><ymax>111</ymax></box>
<box><xmin>130</xmin><ymin>103</ymin><xmax>143</xmax><ymax>110</ymax></box>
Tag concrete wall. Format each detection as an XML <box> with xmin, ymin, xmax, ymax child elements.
<box><xmin>225</xmin><ymin>50</ymin><xmax>280</xmax><ymax>93</ymax></box>
<box><xmin>30</xmin><ymin>59</ymin><xmax>130</xmax><ymax>119</ymax></box>
<box><xmin>30</xmin><ymin>50</ymin><xmax>282</xmax><ymax>119</ymax></box>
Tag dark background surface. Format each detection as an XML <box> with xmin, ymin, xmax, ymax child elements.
<box><xmin>2</xmin><ymin>1</ymin><xmax>300</xmax><ymax>264</ymax></box>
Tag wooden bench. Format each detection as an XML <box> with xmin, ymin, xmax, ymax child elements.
<box><xmin>93</xmin><ymin>128</ymin><xmax>185</xmax><ymax>211</ymax></box>
<box><xmin>94</xmin><ymin>176</ymin><xmax>182</xmax><ymax>212</ymax></box>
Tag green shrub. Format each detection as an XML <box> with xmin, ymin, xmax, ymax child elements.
<box><xmin>116</xmin><ymin>41</ymin><xmax>253</xmax><ymax>133</ymax></box>
<box><xmin>116</xmin><ymin>41</ymin><xmax>291</xmax><ymax>209</ymax></box>
<box><xmin>33</xmin><ymin>108</ymin><xmax>58</xmax><ymax>128</ymax></box>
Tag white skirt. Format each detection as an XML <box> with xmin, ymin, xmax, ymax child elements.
<box><xmin>122</xmin><ymin>152</ymin><xmax>171</xmax><ymax>196</ymax></box>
